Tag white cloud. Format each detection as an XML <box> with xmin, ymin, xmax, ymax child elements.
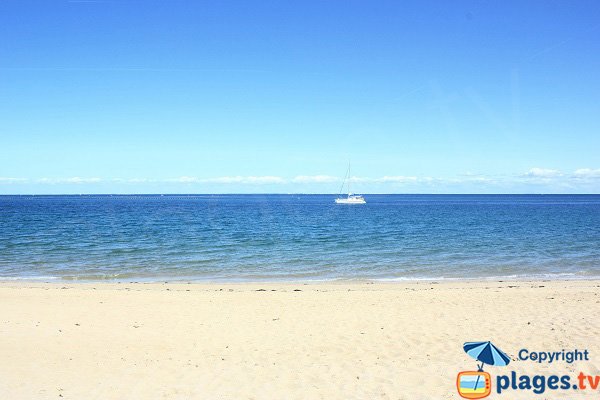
<box><xmin>203</xmin><ymin>176</ymin><xmax>286</xmax><ymax>184</ymax></box>
<box><xmin>292</xmin><ymin>175</ymin><xmax>339</xmax><ymax>183</ymax></box>
<box><xmin>66</xmin><ymin>177</ymin><xmax>102</xmax><ymax>184</ymax></box>
<box><xmin>169</xmin><ymin>176</ymin><xmax>286</xmax><ymax>184</ymax></box>
<box><xmin>0</xmin><ymin>177</ymin><xmax>27</xmax><ymax>184</ymax></box>
<box><xmin>244</xmin><ymin>176</ymin><xmax>286</xmax><ymax>184</ymax></box>
<box><xmin>456</xmin><ymin>176</ymin><xmax>494</xmax><ymax>183</ymax></box>
<box><xmin>6</xmin><ymin>169</ymin><xmax>598</xmax><ymax>192</ymax></box>
<box><xmin>170</xmin><ymin>176</ymin><xmax>201</xmax><ymax>183</ymax></box>
<box><xmin>375</xmin><ymin>176</ymin><xmax>419</xmax><ymax>183</ymax></box>
<box><xmin>125</xmin><ymin>178</ymin><xmax>153</xmax><ymax>183</ymax></box>
<box><xmin>36</xmin><ymin>177</ymin><xmax>103</xmax><ymax>184</ymax></box>
<box><xmin>523</xmin><ymin>168</ymin><xmax>562</xmax><ymax>178</ymax></box>
<box><xmin>573</xmin><ymin>168</ymin><xmax>600</xmax><ymax>179</ymax></box>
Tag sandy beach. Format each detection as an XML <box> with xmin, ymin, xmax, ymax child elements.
<box><xmin>0</xmin><ymin>280</ymin><xmax>599</xmax><ymax>399</ymax></box>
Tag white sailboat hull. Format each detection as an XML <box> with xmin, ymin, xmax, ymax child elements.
<box><xmin>335</xmin><ymin>196</ymin><xmax>366</xmax><ymax>204</ymax></box>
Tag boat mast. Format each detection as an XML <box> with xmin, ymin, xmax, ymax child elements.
<box><xmin>337</xmin><ymin>163</ymin><xmax>349</xmax><ymax>198</ymax></box>
<box><xmin>347</xmin><ymin>162</ymin><xmax>351</xmax><ymax>196</ymax></box>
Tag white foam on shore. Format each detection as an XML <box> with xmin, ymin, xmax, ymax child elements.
<box><xmin>373</xmin><ymin>272</ymin><xmax>595</xmax><ymax>282</ymax></box>
<box><xmin>0</xmin><ymin>276</ymin><xmax>61</xmax><ymax>281</ymax></box>
<box><xmin>2</xmin><ymin>271</ymin><xmax>599</xmax><ymax>285</ymax></box>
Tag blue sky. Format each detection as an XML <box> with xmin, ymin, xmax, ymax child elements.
<box><xmin>1</xmin><ymin>0</ymin><xmax>599</xmax><ymax>194</ymax></box>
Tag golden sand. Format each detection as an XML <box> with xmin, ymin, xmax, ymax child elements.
<box><xmin>0</xmin><ymin>280</ymin><xmax>598</xmax><ymax>399</ymax></box>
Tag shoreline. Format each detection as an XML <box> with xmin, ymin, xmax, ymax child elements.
<box><xmin>1</xmin><ymin>272</ymin><xmax>599</xmax><ymax>285</ymax></box>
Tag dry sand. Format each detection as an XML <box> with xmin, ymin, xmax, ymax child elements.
<box><xmin>0</xmin><ymin>280</ymin><xmax>599</xmax><ymax>399</ymax></box>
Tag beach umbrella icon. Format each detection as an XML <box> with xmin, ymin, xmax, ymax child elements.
<box><xmin>462</xmin><ymin>341</ymin><xmax>510</xmax><ymax>396</ymax></box>
<box><xmin>464</xmin><ymin>341</ymin><xmax>511</xmax><ymax>371</ymax></box>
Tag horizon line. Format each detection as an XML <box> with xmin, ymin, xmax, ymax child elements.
<box><xmin>1</xmin><ymin>193</ymin><xmax>599</xmax><ymax>196</ymax></box>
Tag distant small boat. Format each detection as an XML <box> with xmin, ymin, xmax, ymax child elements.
<box><xmin>335</xmin><ymin>163</ymin><xmax>366</xmax><ymax>204</ymax></box>
<box><xmin>335</xmin><ymin>194</ymin><xmax>366</xmax><ymax>204</ymax></box>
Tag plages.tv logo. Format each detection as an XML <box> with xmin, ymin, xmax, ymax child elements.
<box><xmin>456</xmin><ymin>341</ymin><xmax>511</xmax><ymax>399</ymax></box>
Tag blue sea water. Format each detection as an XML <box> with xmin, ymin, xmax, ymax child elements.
<box><xmin>0</xmin><ymin>194</ymin><xmax>599</xmax><ymax>282</ymax></box>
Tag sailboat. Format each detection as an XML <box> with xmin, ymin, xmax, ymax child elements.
<box><xmin>335</xmin><ymin>163</ymin><xmax>366</xmax><ymax>204</ymax></box>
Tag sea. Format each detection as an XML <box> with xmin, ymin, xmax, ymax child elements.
<box><xmin>1</xmin><ymin>194</ymin><xmax>599</xmax><ymax>282</ymax></box>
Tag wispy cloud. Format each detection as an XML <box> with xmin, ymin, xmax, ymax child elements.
<box><xmin>36</xmin><ymin>177</ymin><xmax>103</xmax><ymax>184</ymax></box>
<box><xmin>514</xmin><ymin>167</ymin><xmax>600</xmax><ymax>185</ymax></box>
<box><xmin>123</xmin><ymin>178</ymin><xmax>153</xmax><ymax>183</ymax></box>
<box><xmin>375</xmin><ymin>176</ymin><xmax>419</xmax><ymax>183</ymax></box>
<box><xmin>1</xmin><ymin>169</ymin><xmax>599</xmax><ymax>192</ymax></box>
<box><xmin>169</xmin><ymin>176</ymin><xmax>201</xmax><ymax>183</ymax></box>
<box><xmin>201</xmin><ymin>176</ymin><xmax>286</xmax><ymax>184</ymax></box>
<box><xmin>292</xmin><ymin>175</ymin><xmax>339</xmax><ymax>183</ymax></box>
<box><xmin>522</xmin><ymin>168</ymin><xmax>563</xmax><ymax>178</ymax></box>
<box><xmin>0</xmin><ymin>177</ymin><xmax>27</xmax><ymax>184</ymax></box>
<box><xmin>573</xmin><ymin>168</ymin><xmax>600</xmax><ymax>179</ymax></box>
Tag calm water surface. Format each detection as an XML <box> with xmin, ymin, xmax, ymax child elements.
<box><xmin>0</xmin><ymin>194</ymin><xmax>599</xmax><ymax>281</ymax></box>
